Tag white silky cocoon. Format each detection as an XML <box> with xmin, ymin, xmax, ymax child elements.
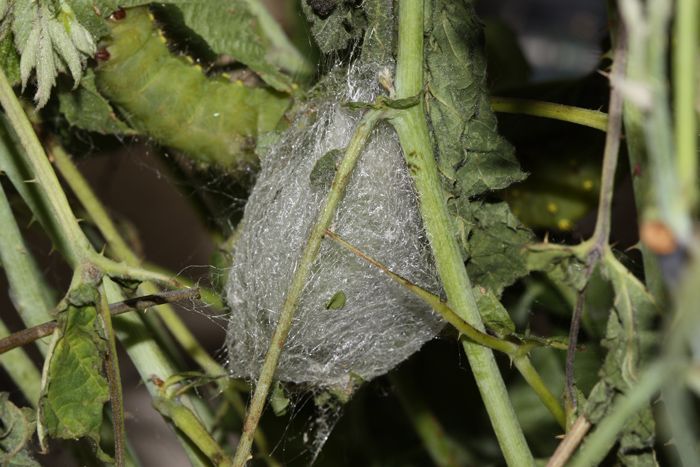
<box><xmin>225</xmin><ymin>69</ymin><xmax>444</xmax><ymax>389</ymax></box>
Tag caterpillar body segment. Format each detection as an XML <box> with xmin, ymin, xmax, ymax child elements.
<box><xmin>95</xmin><ymin>7</ymin><xmax>290</xmax><ymax>171</ymax></box>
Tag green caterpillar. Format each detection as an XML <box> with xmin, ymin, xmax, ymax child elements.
<box><xmin>95</xmin><ymin>7</ymin><xmax>290</xmax><ymax>171</ymax></box>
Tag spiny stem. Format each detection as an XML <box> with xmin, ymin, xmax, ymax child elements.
<box><xmin>232</xmin><ymin>108</ymin><xmax>384</xmax><ymax>466</ymax></box>
<box><xmin>325</xmin><ymin>228</ymin><xmax>566</xmax><ymax>428</ymax></box>
<box><xmin>565</xmin><ymin>20</ymin><xmax>627</xmax><ymax>416</ymax></box>
<box><xmin>673</xmin><ymin>0</ymin><xmax>699</xmax><ymax>213</ymax></box>
<box><xmin>0</xmin><ymin>69</ymin><xmax>90</xmax><ymax>266</ymax></box>
<box><xmin>98</xmin><ymin>286</ymin><xmax>126</xmax><ymax>467</ymax></box>
<box><xmin>390</xmin><ymin>1</ymin><xmax>534</xmax><ymax>465</ymax></box>
<box><xmin>490</xmin><ymin>97</ymin><xmax>609</xmax><ymax>132</ymax></box>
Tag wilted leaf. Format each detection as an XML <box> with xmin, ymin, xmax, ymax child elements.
<box><xmin>0</xmin><ymin>394</ymin><xmax>39</xmax><ymax>466</ymax></box>
<box><xmin>583</xmin><ymin>250</ymin><xmax>660</xmax><ymax>465</ymax></box>
<box><xmin>39</xmin><ymin>285</ymin><xmax>111</xmax><ymax>461</ymax></box>
<box><xmin>525</xmin><ymin>242</ymin><xmax>589</xmax><ymax>291</ymax></box>
<box><xmin>426</xmin><ymin>0</ymin><xmax>525</xmax><ymax>198</ymax></box>
<box><xmin>57</xmin><ymin>68</ymin><xmax>134</xmax><ymax>134</ymax></box>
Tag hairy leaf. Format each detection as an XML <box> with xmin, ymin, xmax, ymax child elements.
<box><xmin>583</xmin><ymin>252</ymin><xmax>660</xmax><ymax>465</ymax></box>
<box><xmin>423</xmin><ymin>0</ymin><xmax>531</xmax><ymax>294</ymax></box>
<box><xmin>39</xmin><ymin>285</ymin><xmax>111</xmax><ymax>461</ymax></box>
<box><xmin>11</xmin><ymin>0</ymin><xmax>96</xmax><ymax>108</ymax></box>
<box><xmin>426</xmin><ymin>0</ymin><xmax>525</xmax><ymax>197</ymax></box>
<box><xmin>0</xmin><ymin>394</ymin><xmax>38</xmax><ymax>467</ymax></box>
<box><xmin>57</xmin><ymin>68</ymin><xmax>133</xmax><ymax>134</ymax></box>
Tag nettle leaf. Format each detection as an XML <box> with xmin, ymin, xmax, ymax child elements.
<box><xmin>583</xmin><ymin>252</ymin><xmax>660</xmax><ymax>465</ymax></box>
<box><xmin>426</xmin><ymin>0</ymin><xmax>525</xmax><ymax>198</ymax></box>
<box><xmin>424</xmin><ymin>0</ymin><xmax>530</xmax><ymax>294</ymax></box>
<box><xmin>39</xmin><ymin>286</ymin><xmax>111</xmax><ymax>461</ymax></box>
<box><xmin>12</xmin><ymin>0</ymin><xmax>96</xmax><ymax>108</ymax></box>
<box><xmin>57</xmin><ymin>68</ymin><xmax>133</xmax><ymax>134</ymax></box>
<box><xmin>524</xmin><ymin>242</ymin><xmax>589</xmax><ymax>291</ymax></box>
<box><xmin>0</xmin><ymin>394</ymin><xmax>39</xmax><ymax>467</ymax></box>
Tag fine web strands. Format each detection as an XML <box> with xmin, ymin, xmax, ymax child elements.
<box><xmin>225</xmin><ymin>66</ymin><xmax>445</xmax><ymax>389</ymax></box>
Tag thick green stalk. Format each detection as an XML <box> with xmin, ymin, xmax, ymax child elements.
<box><xmin>490</xmin><ymin>97</ymin><xmax>609</xmax><ymax>132</ymax></box>
<box><xmin>0</xmin><ymin>178</ymin><xmax>54</xmax><ymax>332</ymax></box>
<box><xmin>389</xmin><ymin>1</ymin><xmax>534</xmax><ymax>465</ymax></box>
<box><xmin>0</xmin><ymin>70</ymin><xmax>89</xmax><ymax>266</ymax></box>
<box><xmin>673</xmin><ymin>0</ymin><xmax>699</xmax><ymax>213</ymax></box>
<box><xmin>0</xmin><ymin>318</ymin><xmax>42</xmax><ymax>405</ymax></box>
<box><xmin>232</xmin><ymin>108</ymin><xmax>384</xmax><ymax>466</ymax></box>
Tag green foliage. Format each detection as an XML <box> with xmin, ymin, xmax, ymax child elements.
<box><xmin>583</xmin><ymin>252</ymin><xmax>660</xmax><ymax>465</ymax></box>
<box><xmin>9</xmin><ymin>0</ymin><xmax>96</xmax><ymax>108</ymax></box>
<box><xmin>424</xmin><ymin>0</ymin><xmax>532</xmax><ymax>295</ymax></box>
<box><xmin>0</xmin><ymin>394</ymin><xmax>38</xmax><ymax>466</ymax></box>
<box><xmin>39</xmin><ymin>285</ymin><xmax>111</xmax><ymax>461</ymax></box>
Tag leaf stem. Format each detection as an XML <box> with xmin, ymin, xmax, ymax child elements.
<box><xmin>390</xmin><ymin>1</ymin><xmax>534</xmax><ymax>465</ymax></box>
<box><xmin>232</xmin><ymin>108</ymin><xmax>384</xmax><ymax>466</ymax></box>
<box><xmin>490</xmin><ymin>97</ymin><xmax>609</xmax><ymax>132</ymax></box>
<box><xmin>98</xmin><ymin>286</ymin><xmax>126</xmax><ymax>467</ymax></box>
<box><xmin>565</xmin><ymin>21</ymin><xmax>627</xmax><ymax>415</ymax></box>
<box><xmin>672</xmin><ymin>0</ymin><xmax>699</xmax><ymax>214</ymax></box>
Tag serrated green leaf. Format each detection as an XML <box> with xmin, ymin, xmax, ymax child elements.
<box><xmin>473</xmin><ymin>285</ymin><xmax>515</xmax><ymax>336</ymax></box>
<box><xmin>0</xmin><ymin>394</ymin><xmax>39</xmax><ymax>467</ymax></box>
<box><xmin>583</xmin><ymin>251</ymin><xmax>660</xmax><ymax>464</ymax></box>
<box><xmin>426</xmin><ymin>0</ymin><xmax>525</xmax><ymax>198</ymax></box>
<box><xmin>525</xmin><ymin>242</ymin><xmax>589</xmax><ymax>291</ymax></box>
<box><xmin>39</xmin><ymin>299</ymin><xmax>111</xmax><ymax>461</ymax></box>
<box><xmin>462</xmin><ymin>200</ymin><xmax>533</xmax><ymax>295</ymax></box>
<box><xmin>57</xmin><ymin>68</ymin><xmax>133</xmax><ymax>134</ymax></box>
<box><xmin>12</xmin><ymin>1</ymin><xmax>97</xmax><ymax>108</ymax></box>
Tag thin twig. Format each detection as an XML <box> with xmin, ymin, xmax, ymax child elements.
<box><xmin>565</xmin><ymin>20</ymin><xmax>628</xmax><ymax>415</ymax></box>
<box><xmin>546</xmin><ymin>416</ymin><xmax>592</xmax><ymax>467</ymax></box>
<box><xmin>0</xmin><ymin>288</ymin><xmax>201</xmax><ymax>356</ymax></box>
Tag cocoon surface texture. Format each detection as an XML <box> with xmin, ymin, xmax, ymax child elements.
<box><xmin>225</xmin><ymin>71</ymin><xmax>444</xmax><ymax>389</ymax></box>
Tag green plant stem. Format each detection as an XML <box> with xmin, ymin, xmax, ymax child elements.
<box><xmin>490</xmin><ymin>97</ymin><xmax>609</xmax><ymax>132</ymax></box>
<box><xmin>0</xmin><ymin>178</ymin><xmax>54</xmax><ymax>332</ymax></box>
<box><xmin>565</xmin><ymin>21</ymin><xmax>626</xmax><ymax>416</ymax></box>
<box><xmin>232</xmin><ymin>108</ymin><xmax>385</xmax><ymax>466</ymax></box>
<box><xmin>0</xmin><ymin>318</ymin><xmax>42</xmax><ymax>405</ymax></box>
<box><xmin>389</xmin><ymin>1</ymin><xmax>534</xmax><ymax>465</ymax></box>
<box><xmin>606</xmin><ymin>0</ymin><xmax>665</xmax><ymax>303</ymax></box>
<box><xmin>0</xmin><ymin>70</ymin><xmax>88</xmax><ymax>266</ymax></box>
<box><xmin>153</xmin><ymin>397</ymin><xmax>234</xmax><ymax>467</ymax></box>
<box><xmin>673</xmin><ymin>0</ymin><xmax>699</xmax><ymax>213</ymax></box>
<box><xmin>103</xmin><ymin>279</ymin><xmax>211</xmax><ymax>467</ymax></box>
<box><xmin>50</xmin><ymin>143</ymin><xmax>279</xmax><ymax>464</ymax></box>
<box><xmin>324</xmin><ymin>228</ymin><xmax>566</xmax><ymax>428</ymax></box>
